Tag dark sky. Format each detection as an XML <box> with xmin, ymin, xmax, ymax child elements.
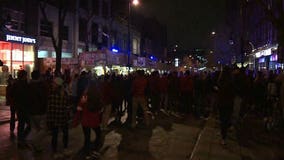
<box><xmin>137</xmin><ymin>0</ymin><xmax>227</xmax><ymax>49</ymax></box>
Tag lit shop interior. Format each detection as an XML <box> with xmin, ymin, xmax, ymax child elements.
<box><xmin>0</xmin><ymin>41</ymin><xmax>35</xmax><ymax>85</ymax></box>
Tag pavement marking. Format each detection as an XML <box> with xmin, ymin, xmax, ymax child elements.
<box><xmin>188</xmin><ymin>118</ymin><xmax>208</xmax><ymax>160</ymax></box>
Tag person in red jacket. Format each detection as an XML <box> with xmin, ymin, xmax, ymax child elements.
<box><xmin>131</xmin><ymin>70</ymin><xmax>149</xmax><ymax>128</ymax></box>
<box><xmin>77</xmin><ymin>81</ymin><xmax>102</xmax><ymax>158</ymax></box>
<box><xmin>179</xmin><ymin>70</ymin><xmax>194</xmax><ymax>114</ymax></box>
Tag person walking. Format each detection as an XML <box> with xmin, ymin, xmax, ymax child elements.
<box><xmin>12</xmin><ymin>70</ymin><xmax>31</xmax><ymax>148</ymax></box>
<box><xmin>79</xmin><ymin>80</ymin><xmax>103</xmax><ymax>159</ymax></box>
<box><xmin>46</xmin><ymin>77</ymin><xmax>72</xmax><ymax>159</ymax></box>
<box><xmin>179</xmin><ymin>70</ymin><xmax>194</xmax><ymax>114</ymax></box>
<box><xmin>28</xmin><ymin>70</ymin><xmax>48</xmax><ymax>152</ymax></box>
<box><xmin>217</xmin><ymin>66</ymin><xmax>234</xmax><ymax>145</ymax></box>
<box><xmin>148</xmin><ymin>71</ymin><xmax>161</xmax><ymax>115</ymax></box>
<box><xmin>131</xmin><ymin>70</ymin><xmax>149</xmax><ymax>128</ymax></box>
<box><xmin>158</xmin><ymin>73</ymin><xmax>169</xmax><ymax>113</ymax></box>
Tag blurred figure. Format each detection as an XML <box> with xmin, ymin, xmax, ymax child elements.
<box><xmin>70</xmin><ymin>73</ymin><xmax>79</xmax><ymax>113</ymax></box>
<box><xmin>77</xmin><ymin>71</ymin><xmax>89</xmax><ymax>100</ymax></box>
<box><xmin>78</xmin><ymin>81</ymin><xmax>103</xmax><ymax>159</ymax></box>
<box><xmin>148</xmin><ymin>71</ymin><xmax>161</xmax><ymax>115</ymax></box>
<box><xmin>131</xmin><ymin>70</ymin><xmax>149</xmax><ymax>128</ymax></box>
<box><xmin>253</xmin><ymin>71</ymin><xmax>266</xmax><ymax>116</ymax></box>
<box><xmin>168</xmin><ymin>71</ymin><xmax>180</xmax><ymax>115</ymax></box>
<box><xmin>6</xmin><ymin>74</ymin><xmax>15</xmax><ymax>136</ymax></box>
<box><xmin>158</xmin><ymin>73</ymin><xmax>169</xmax><ymax>113</ymax></box>
<box><xmin>13</xmin><ymin>70</ymin><xmax>31</xmax><ymax>148</ymax></box>
<box><xmin>179</xmin><ymin>70</ymin><xmax>194</xmax><ymax>114</ymax></box>
<box><xmin>46</xmin><ymin>77</ymin><xmax>72</xmax><ymax>159</ymax></box>
<box><xmin>217</xmin><ymin>66</ymin><xmax>234</xmax><ymax>145</ymax></box>
<box><xmin>28</xmin><ymin>70</ymin><xmax>48</xmax><ymax>152</ymax></box>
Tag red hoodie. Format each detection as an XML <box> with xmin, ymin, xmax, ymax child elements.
<box><xmin>131</xmin><ymin>76</ymin><xmax>148</xmax><ymax>97</ymax></box>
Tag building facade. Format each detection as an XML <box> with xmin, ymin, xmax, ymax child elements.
<box><xmin>226</xmin><ymin>0</ymin><xmax>283</xmax><ymax>70</ymax></box>
<box><xmin>0</xmin><ymin>0</ymin><xmax>168</xmax><ymax>79</ymax></box>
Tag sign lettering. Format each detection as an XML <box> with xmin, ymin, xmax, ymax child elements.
<box><xmin>6</xmin><ymin>34</ymin><xmax>36</xmax><ymax>44</ymax></box>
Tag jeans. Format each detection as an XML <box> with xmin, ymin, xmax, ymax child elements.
<box><xmin>219</xmin><ymin>107</ymin><xmax>232</xmax><ymax>140</ymax></box>
<box><xmin>29</xmin><ymin>115</ymin><xmax>47</xmax><ymax>149</ymax></box>
<box><xmin>132</xmin><ymin>96</ymin><xmax>149</xmax><ymax>128</ymax></box>
<box><xmin>51</xmin><ymin>125</ymin><xmax>69</xmax><ymax>152</ymax></box>
<box><xmin>17</xmin><ymin>111</ymin><xmax>31</xmax><ymax>142</ymax></box>
<box><xmin>82</xmin><ymin>126</ymin><xmax>102</xmax><ymax>152</ymax></box>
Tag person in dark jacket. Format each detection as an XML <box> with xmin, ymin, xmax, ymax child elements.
<box><xmin>77</xmin><ymin>71</ymin><xmax>89</xmax><ymax>100</ymax></box>
<box><xmin>217</xmin><ymin>66</ymin><xmax>234</xmax><ymax>145</ymax></box>
<box><xmin>28</xmin><ymin>70</ymin><xmax>48</xmax><ymax>152</ymax></box>
<box><xmin>13</xmin><ymin>70</ymin><xmax>31</xmax><ymax>148</ymax></box>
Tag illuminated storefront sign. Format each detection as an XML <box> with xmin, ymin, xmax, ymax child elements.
<box><xmin>255</xmin><ymin>48</ymin><xmax>272</xmax><ymax>58</ymax></box>
<box><xmin>6</xmin><ymin>34</ymin><xmax>36</xmax><ymax>44</ymax></box>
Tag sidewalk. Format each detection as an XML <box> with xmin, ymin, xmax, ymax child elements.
<box><xmin>190</xmin><ymin>116</ymin><xmax>284</xmax><ymax>160</ymax></box>
<box><xmin>190</xmin><ymin>117</ymin><xmax>252</xmax><ymax>160</ymax></box>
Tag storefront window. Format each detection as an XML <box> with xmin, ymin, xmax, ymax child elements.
<box><xmin>0</xmin><ymin>41</ymin><xmax>35</xmax><ymax>84</ymax></box>
<box><xmin>23</xmin><ymin>45</ymin><xmax>34</xmax><ymax>75</ymax></box>
<box><xmin>0</xmin><ymin>41</ymin><xmax>11</xmax><ymax>85</ymax></box>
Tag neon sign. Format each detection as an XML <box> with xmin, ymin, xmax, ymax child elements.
<box><xmin>6</xmin><ymin>34</ymin><xmax>36</xmax><ymax>44</ymax></box>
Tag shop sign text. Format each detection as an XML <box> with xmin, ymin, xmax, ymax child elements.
<box><xmin>6</xmin><ymin>34</ymin><xmax>36</xmax><ymax>44</ymax></box>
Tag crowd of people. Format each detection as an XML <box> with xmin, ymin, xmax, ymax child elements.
<box><xmin>4</xmin><ymin>66</ymin><xmax>284</xmax><ymax>159</ymax></box>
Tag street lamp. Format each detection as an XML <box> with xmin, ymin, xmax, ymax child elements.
<box><xmin>127</xmin><ymin>0</ymin><xmax>139</xmax><ymax>72</ymax></box>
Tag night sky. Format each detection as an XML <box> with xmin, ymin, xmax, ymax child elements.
<box><xmin>137</xmin><ymin>0</ymin><xmax>227</xmax><ymax>49</ymax></box>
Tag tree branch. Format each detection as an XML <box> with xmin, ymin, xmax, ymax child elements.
<box><xmin>39</xmin><ymin>1</ymin><xmax>58</xmax><ymax>51</ymax></box>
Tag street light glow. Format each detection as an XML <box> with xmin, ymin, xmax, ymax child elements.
<box><xmin>211</xmin><ymin>31</ymin><xmax>216</xmax><ymax>35</ymax></box>
<box><xmin>132</xmin><ymin>0</ymin><xmax>139</xmax><ymax>6</ymax></box>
